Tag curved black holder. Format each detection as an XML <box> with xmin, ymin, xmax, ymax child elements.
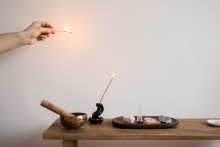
<box><xmin>89</xmin><ymin>103</ymin><xmax>104</xmax><ymax>124</ymax></box>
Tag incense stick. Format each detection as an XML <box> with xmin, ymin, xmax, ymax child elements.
<box><xmin>55</xmin><ymin>30</ymin><xmax>71</xmax><ymax>33</ymax></box>
<box><xmin>100</xmin><ymin>75</ymin><xmax>114</xmax><ymax>103</ymax></box>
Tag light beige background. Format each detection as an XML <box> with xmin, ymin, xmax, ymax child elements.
<box><xmin>0</xmin><ymin>0</ymin><xmax>220</xmax><ymax>147</ymax></box>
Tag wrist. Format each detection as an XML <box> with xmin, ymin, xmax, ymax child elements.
<box><xmin>19</xmin><ymin>31</ymin><xmax>31</xmax><ymax>45</ymax></box>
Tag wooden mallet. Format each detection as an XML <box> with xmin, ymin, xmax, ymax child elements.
<box><xmin>41</xmin><ymin>99</ymin><xmax>74</xmax><ymax>117</ymax></box>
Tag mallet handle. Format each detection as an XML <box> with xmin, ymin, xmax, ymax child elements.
<box><xmin>41</xmin><ymin>100</ymin><xmax>74</xmax><ymax>117</ymax></box>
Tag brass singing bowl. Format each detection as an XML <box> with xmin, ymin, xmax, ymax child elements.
<box><xmin>60</xmin><ymin>112</ymin><xmax>87</xmax><ymax>129</ymax></box>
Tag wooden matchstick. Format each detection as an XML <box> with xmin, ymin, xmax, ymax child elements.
<box><xmin>55</xmin><ymin>30</ymin><xmax>71</xmax><ymax>33</ymax></box>
<box><xmin>100</xmin><ymin>75</ymin><xmax>114</xmax><ymax>103</ymax></box>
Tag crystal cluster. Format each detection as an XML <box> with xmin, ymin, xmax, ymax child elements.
<box><xmin>158</xmin><ymin>115</ymin><xmax>172</xmax><ymax>123</ymax></box>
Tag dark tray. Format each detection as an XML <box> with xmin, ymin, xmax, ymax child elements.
<box><xmin>112</xmin><ymin>116</ymin><xmax>179</xmax><ymax>129</ymax></box>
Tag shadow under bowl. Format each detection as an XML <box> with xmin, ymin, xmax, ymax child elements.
<box><xmin>60</xmin><ymin>112</ymin><xmax>87</xmax><ymax>129</ymax></box>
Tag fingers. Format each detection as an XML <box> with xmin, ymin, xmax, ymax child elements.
<box><xmin>39</xmin><ymin>21</ymin><xmax>54</xmax><ymax>28</ymax></box>
<box><xmin>40</xmin><ymin>27</ymin><xmax>55</xmax><ymax>34</ymax></box>
<box><xmin>36</xmin><ymin>21</ymin><xmax>55</xmax><ymax>34</ymax></box>
<box><xmin>28</xmin><ymin>21</ymin><xmax>55</xmax><ymax>43</ymax></box>
<box><xmin>37</xmin><ymin>35</ymin><xmax>47</xmax><ymax>41</ymax></box>
<box><xmin>41</xmin><ymin>37</ymin><xmax>46</xmax><ymax>41</ymax></box>
<box><xmin>41</xmin><ymin>33</ymin><xmax>50</xmax><ymax>37</ymax></box>
<box><xmin>41</xmin><ymin>22</ymin><xmax>55</xmax><ymax>34</ymax></box>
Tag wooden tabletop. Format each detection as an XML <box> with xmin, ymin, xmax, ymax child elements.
<box><xmin>43</xmin><ymin>118</ymin><xmax>220</xmax><ymax>140</ymax></box>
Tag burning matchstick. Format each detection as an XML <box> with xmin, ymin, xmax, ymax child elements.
<box><xmin>55</xmin><ymin>30</ymin><xmax>71</xmax><ymax>33</ymax></box>
<box><xmin>55</xmin><ymin>24</ymin><xmax>71</xmax><ymax>33</ymax></box>
<box><xmin>100</xmin><ymin>75</ymin><xmax>114</xmax><ymax>103</ymax></box>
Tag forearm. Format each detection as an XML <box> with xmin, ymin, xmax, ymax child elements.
<box><xmin>0</xmin><ymin>21</ymin><xmax>55</xmax><ymax>54</ymax></box>
<box><xmin>0</xmin><ymin>31</ymin><xmax>29</xmax><ymax>53</ymax></box>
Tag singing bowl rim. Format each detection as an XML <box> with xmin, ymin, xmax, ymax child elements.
<box><xmin>61</xmin><ymin>112</ymin><xmax>87</xmax><ymax>118</ymax></box>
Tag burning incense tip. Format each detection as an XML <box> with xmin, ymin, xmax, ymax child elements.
<box><xmin>99</xmin><ymin>74</ymin><xmax>114</xmax><ymax>103</ymax></box>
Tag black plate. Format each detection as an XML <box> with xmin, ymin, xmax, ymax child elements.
<box><xmin>112</xmin><ymin>116</ymin><xmax>179</xmax><ymax>129</ymax></box>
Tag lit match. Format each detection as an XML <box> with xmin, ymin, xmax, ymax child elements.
<box><xmin>55</xmin><ymin>24</ymin><xmax>71</xmax><ymax>33</ymax></box>
<box><xmin>100</xmin><ymin>74</ymin><xmax>114</xmax><ymax>103</ymax></box>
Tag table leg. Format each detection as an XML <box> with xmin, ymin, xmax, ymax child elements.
<box><xmin>62</xmin><ymin>140</ymin><xmax>78</xmax><ymax>147</ymax></box>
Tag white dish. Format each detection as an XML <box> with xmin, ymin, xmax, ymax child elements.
<box><xmin>207</xmin><ymin>119</ymin><xmax>220</xmax><ymax>127</ymax></box>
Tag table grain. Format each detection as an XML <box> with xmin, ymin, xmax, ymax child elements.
<box><xmin>43</xmin><ymin>118</ymin><xmax>220</xmax><ymax>140</ymax></box>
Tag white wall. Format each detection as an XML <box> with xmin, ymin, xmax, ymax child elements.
<box><xmin>1</xmin><ymin>0</ymin><xmax>220</xmax><ymax>147</ymax></box>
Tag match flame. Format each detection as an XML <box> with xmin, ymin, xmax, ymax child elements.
<box><xmin>64</xmin><ymin>24</ymin><xmax>71</xmax><ymax>33</ymax></box>
<box><xmin>112</xmin><ymin>74</ymin><xmax>114</xmax><ymax>77</ymax></box>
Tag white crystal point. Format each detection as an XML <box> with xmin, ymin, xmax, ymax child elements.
<box><xmin>123</xmin><ymin>115</ymin><xmax>135</xmax><ymax>123</ymax></box>
<box><xmin>137</xmin><ymin>105</ymin><xmax>142</xmax><ymax>122</ymax></box>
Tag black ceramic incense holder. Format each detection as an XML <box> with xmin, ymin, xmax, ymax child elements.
<box><xmin>89</xmin><ymin>75</ymin><xmax>114</xmax><ymax>124</ymax></box>
<box><xmin>89</xmin><ymin>103</ymin><xmax>104</xmax><ymax>124</ymax></box>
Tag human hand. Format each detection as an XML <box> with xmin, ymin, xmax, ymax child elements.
<box><xmin>23</xmin><ymin>21</ymin><xmax>55</xmax><ymax>45</ymax></box>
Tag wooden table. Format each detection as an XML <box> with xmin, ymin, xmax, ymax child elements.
<box><xmin>43</xmin><ymin>118</ymin><xmax>220</xmax><ymax>147</ymax></box>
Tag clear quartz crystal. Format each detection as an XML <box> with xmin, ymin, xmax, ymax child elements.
<box><xmin>137</xmin><ymin>105</ymin><xmax>142</xmax><ymax>122</ymax></box>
